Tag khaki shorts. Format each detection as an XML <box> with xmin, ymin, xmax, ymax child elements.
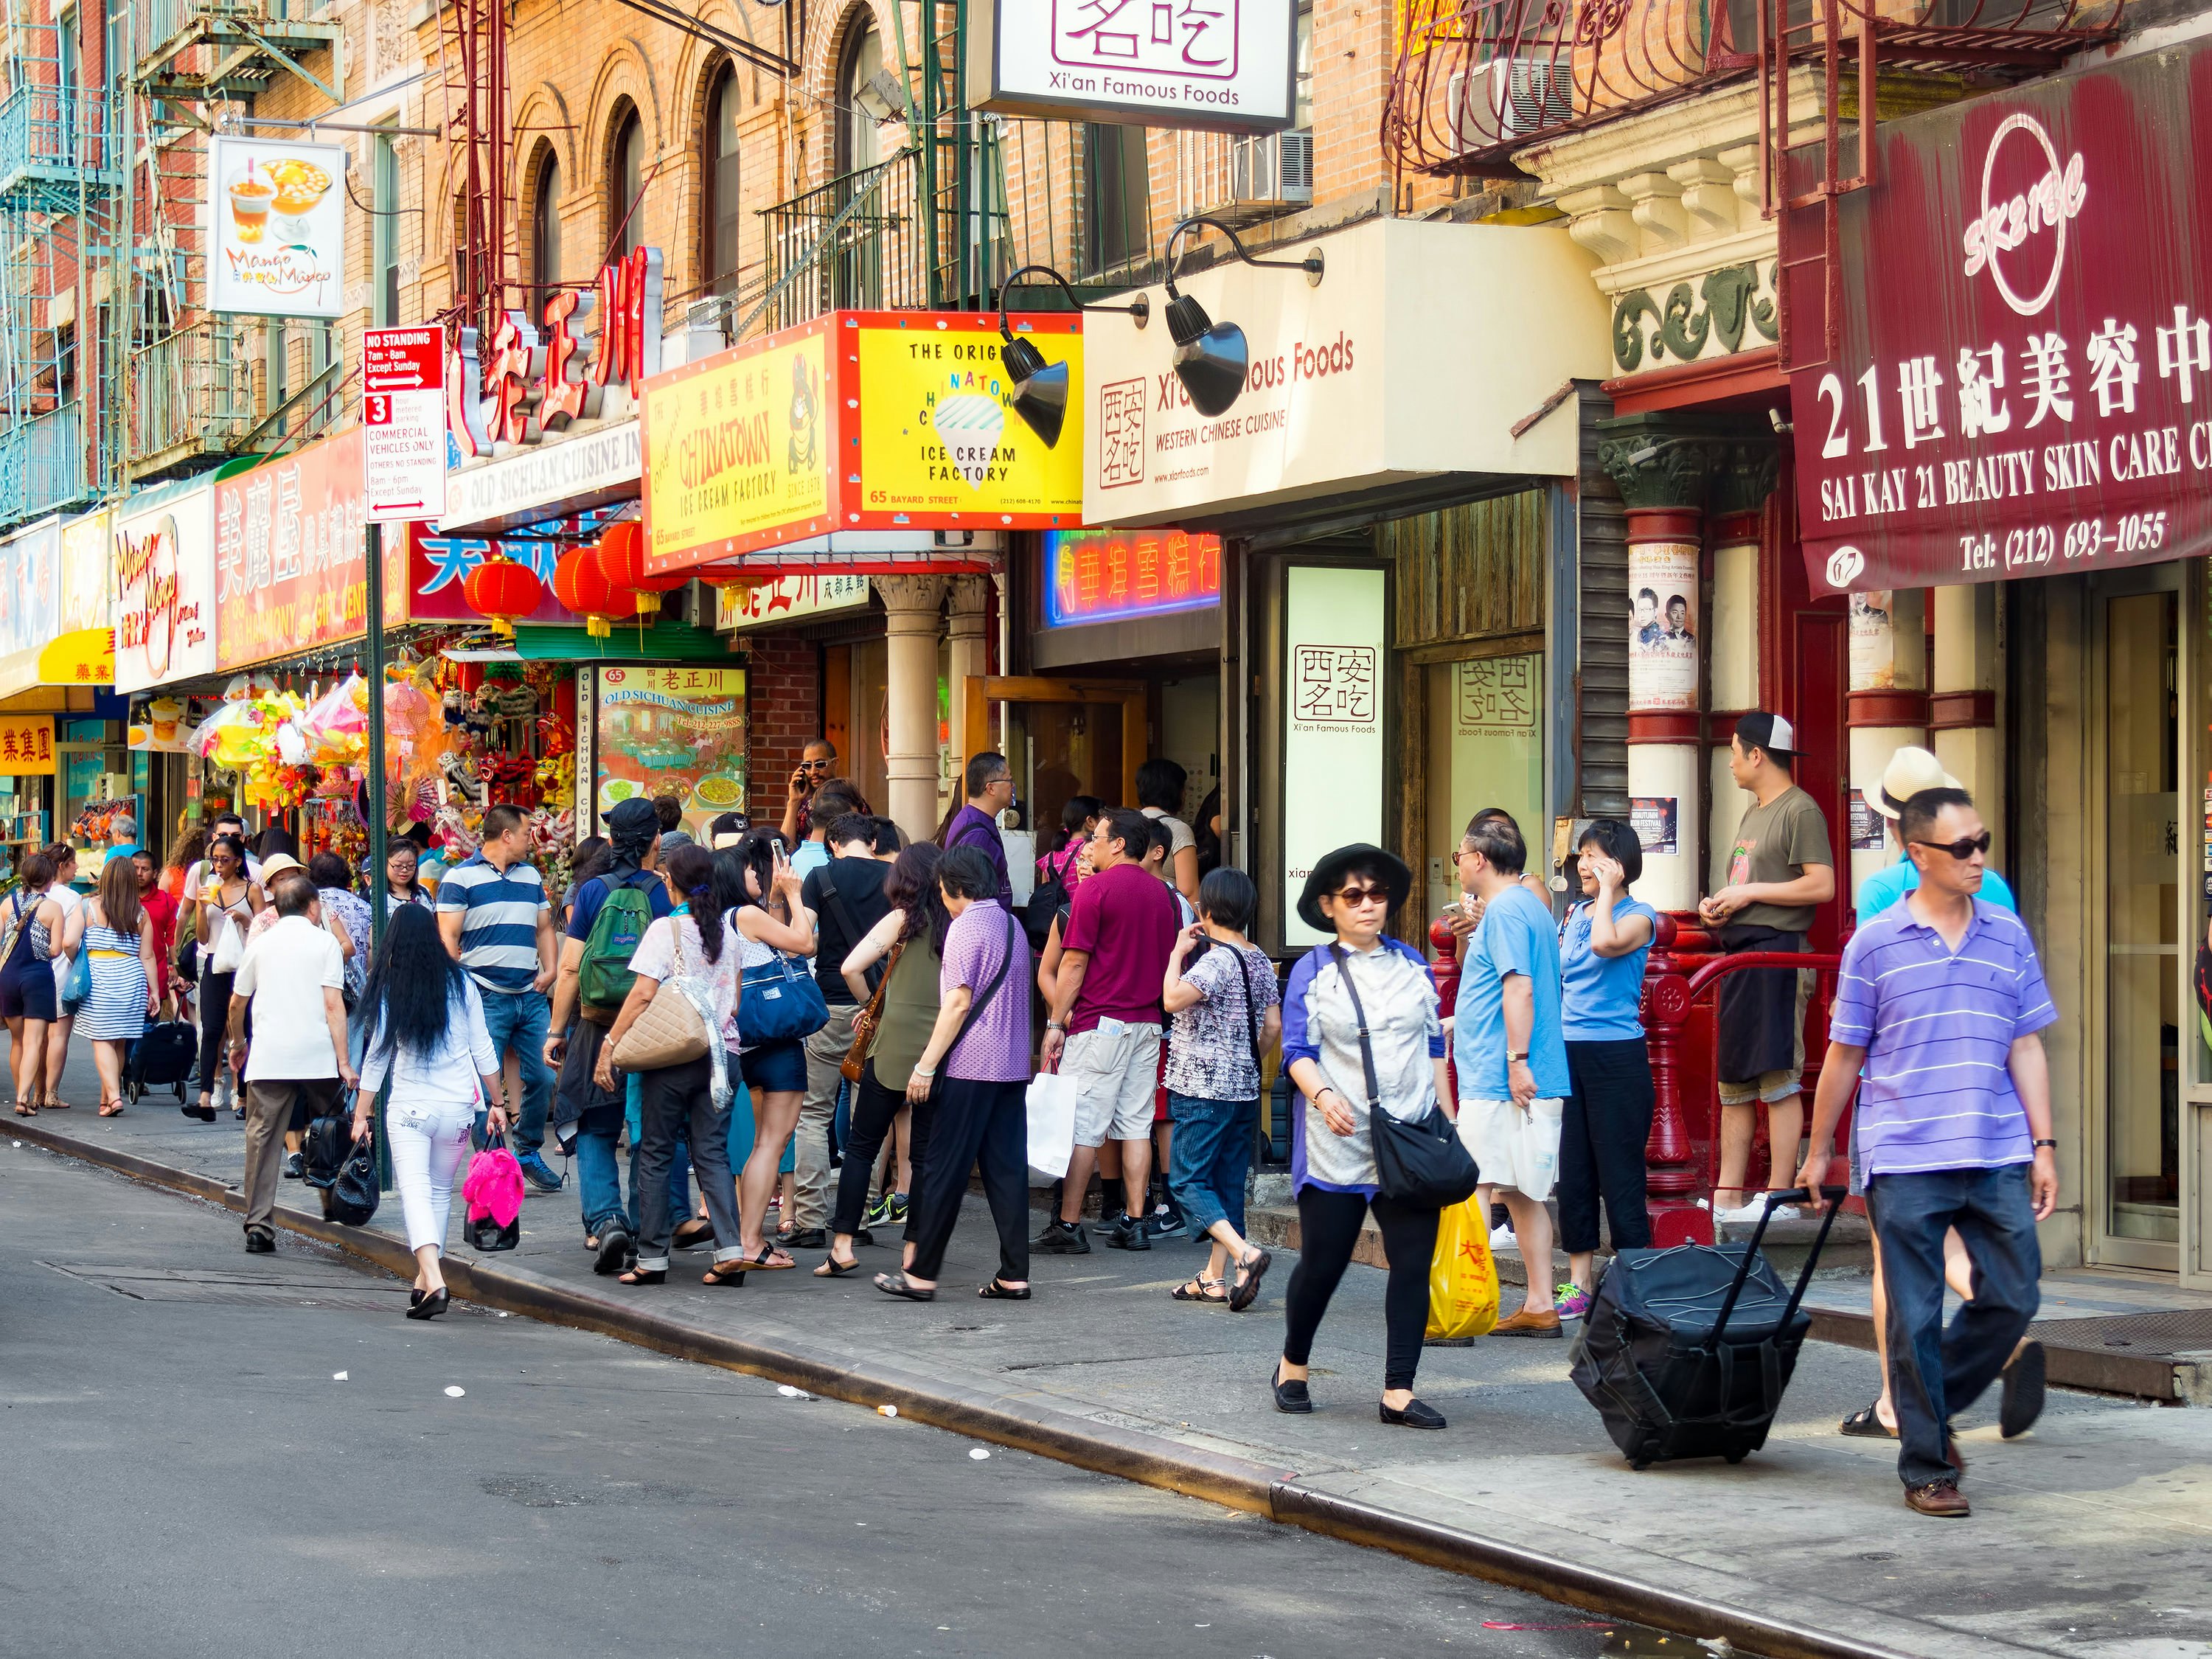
<box><xmin>1717</xmin><ymin>967</ymin><xmax>1811</xmax><ymax>1106</ymax></box>
<box><xmin>1063</xmin><ymin>1020</ymin><xmax>1163</xmax><ymax>1147</ymax></box>
<box><xmin>1457</xmin><ymin>1096</ymin><xmax>1565</xmax><ymax>1203</ymax></box>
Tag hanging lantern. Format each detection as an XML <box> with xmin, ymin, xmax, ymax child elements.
<box><xmin>462</xmin><ymin>551</ymin><xmax>543</xmax><ymax>639</ymax></box>
<box><xmin>553</xmin><ymin>545</ymin><xmax>626</xmax><ymax>639</ymax></box>
<box><xmin>593</xmin><ymin>520</ymin><xmax>686</xmax><ymax>616</ymax></box>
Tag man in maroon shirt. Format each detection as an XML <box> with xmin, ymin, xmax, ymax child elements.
<box><xmin>1037</xmin><ymin>808</ymin><xmax>1180</xmax><ymax>1253</ymax></box>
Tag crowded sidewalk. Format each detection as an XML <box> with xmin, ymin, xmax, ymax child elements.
<box><xmin>16</xmin><ymin>1040</ymin><xmax>2208</xmax><ymax>1659</ymax></box>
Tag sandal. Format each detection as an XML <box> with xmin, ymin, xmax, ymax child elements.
<box><xmin>97</xmin><ymin>1099</ymin><xmax>125</xmax><ymax>1117</ymax></box>
<box><xmin>701</xmin><ymin>1259</ymin><xmax>748</xmax><ymax>1287</ymax></box>
<box><xmin>672</xmin><ymin>1218</ymin><xmax>715</xmax><ymax>1251</ymax></box>
<box><xmin>813</xmin><ymin>1253</ymin><xmax>863</xmax><ymax>1278</ymax></box>
<box><xmin>41</xmin><ymin>1093</ymin><xmax>68</xmax><ymax>1110</ymax></box>
<box><xmin>617</xmin><ymin>1267</ymin><xmax>666</xmax><ymax>1287</ymax></box>
<box><xmin>1840</xmin><ymin>1402</ymin><xmax>1899</xmax><ymax>1439</ymax></box>
<box><xmin>874</xmin><ymin>1271</ymin><xmax>935</xmax><ymax>1302</ymax></box>
<box><xmin>743</xmin><ymin>1245</ymin><xmax>796</xmax><ymax>1271</ymax></box>
<box><xmin>1229</xmin><ymin>1248</ymin><xmax>1273</xmax><ymax>1312</ymax></box>
<box><xmin>978</xmin><ymin>1279</ymin><xmax>1032</xmax><ymax>1300</ymax></box>
<box><xmin>11</xmin><ymin>1097</ymin><xmax>33</xmax><ymax>1118</ymax></box>
<box><xmin>1172</xmin><ymin>1274</ymin><xmax>1228</xmax><ymax>1304</ymax></box>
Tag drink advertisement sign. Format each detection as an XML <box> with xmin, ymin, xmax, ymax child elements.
<box><xmin>1791</xmin><ymin>41</ymin><xmax>2212</xmax><ymax>596</ymax></box>
<box><xmin>206</xmin><ymin>136</ymin><xmax>347</xmax><ymax>319</ymax></box>
<box><xmin>363</xmin><ymin>327</ymin><xmax>448</xmax><ymax>522</ymax></box>
<box><xmin>113</xmin><ymin>484</ymin><xmax>218</xmax><ymax>694</ymax></box>
<box><xmin>967</xmin><ymin>0</ymin><xmax>1300</xmax><ymax>133</ymax></box>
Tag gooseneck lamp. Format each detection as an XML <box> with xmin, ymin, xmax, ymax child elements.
<box><xmin>1160</xmin><ymin>216</ymin><xmax>1326</xmax><ymax>419</ymax></box>
<box><xmin>994</xmin><ymin>266</ymin><xmax>1151</xmax><ymax>449</ymax></box>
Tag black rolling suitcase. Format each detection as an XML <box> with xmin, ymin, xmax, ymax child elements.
<box><xmin>1570</xmin><ymin>1186</ymin><xmax>1846</xmax><ymax>1470</ymax></box>
<box><xmin>124</xmin><ymin>1020</ymin><xmax>199</xmax><ymax>1105</ymax></box>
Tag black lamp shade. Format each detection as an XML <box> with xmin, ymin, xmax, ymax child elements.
<box><xmin>1171</xmin><ymin>318</ymin><xmax>1248</xmax><ymax>418</ymax></box>
<box><xmin>1001</xmin><ymin>334</ymin><xmax>1068</xmax><ymax>449</ymax></box>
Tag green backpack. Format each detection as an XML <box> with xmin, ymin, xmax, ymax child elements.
<box><xmin>578</xmin><ymin>877</ymin><xmax>656</xmax><ymax>1019</ymax></box>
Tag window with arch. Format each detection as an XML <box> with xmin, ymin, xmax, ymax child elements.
<box><xmin>836</xmin><ymin>18</ymin><xmax>882</xmax><ymax>175</ymax></box>
<box><xmin>530</xmin><ymin>144</ymin><xmax>563</xmax><ymax>308</ymax></box>
<box><xmin>703</xmin><ymin>62</ymin><xmax>743</xmax><ymax>298</ymax></box>
<box><xmin>608</xmin><ymin>104</ymin><xmax>647</xmax><ymax>262</ymax></box>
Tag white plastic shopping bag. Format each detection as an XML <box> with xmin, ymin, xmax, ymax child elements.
<box><xmin>1026</xmin><ymin>1070</ymin><xmax>1077</xmax><ymax>1183</ymax></box>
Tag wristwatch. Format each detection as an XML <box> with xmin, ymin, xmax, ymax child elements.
<box><xmin>1506</xmin><ymin>1050</ymin><xmax>1530</xmax><ymax>1063</ymax></box>
<box><xmin>2033</xmin><ymin>1138</ymin><xmax>2058</xmax><ymax>1150</ymax></box>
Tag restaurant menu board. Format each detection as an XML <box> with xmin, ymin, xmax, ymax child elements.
<box><xmin>578</xmin><ymin>665</ymin><xmax>748</xmax><ymax>843</ymax></box>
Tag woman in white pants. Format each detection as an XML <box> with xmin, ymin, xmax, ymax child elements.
<box><xmin>349</xmin><ymin>903</ymin><xmax>506</xmax><ymax>1320</ymax></box>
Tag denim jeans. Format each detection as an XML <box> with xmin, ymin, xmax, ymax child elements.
<box><xmin>1865</xmin><ymin>1163</ymin><xmax>2042</xmax><ymax>1488</ymax></box>
<box><xmin>574</xmin><ymin>1123</ymin><xmax>690</xmax><ymax>1239</ymax></box>
<box><xmin>1166</xmin><ymin>1090</ymin><xmax>1256</xmax><ymax>1239</ymax></box>
<box><xmin>479</xmin><ymin>988</ymin><xmax>553</xmax><ymax>1156</ymax></box>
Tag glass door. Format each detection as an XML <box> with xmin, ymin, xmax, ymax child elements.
<box><xmin>2184</xmin><ymin>561</ymin><xmax>2212</xmax><ymax>1287</ymax></box>
<box><xmin>2095</xmin><ymin>571</ymin><xmax>2181</xmax><ymax>1271</ymax></box>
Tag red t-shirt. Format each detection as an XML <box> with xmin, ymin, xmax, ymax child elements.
<box><xmin>1060</xmin><ymin>860</ymin><xmax>1179</xmax><ymax>1036</ymax></box>
<box><xmin>142</xmin><ymin>888</ymin><xmax>178</xmax><ymax>979</ymax></box>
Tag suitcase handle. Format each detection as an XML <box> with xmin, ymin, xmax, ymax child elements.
<box><xmin>1706</xmin><ymin>1186</ymin><xmax>1849</xmax><ymax>1350</ymax></box>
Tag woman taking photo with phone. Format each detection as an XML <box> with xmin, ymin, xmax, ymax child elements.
<box><xmin>722</xmin><ymin>828</ymin><xmax>818</xmax><ymax>1270</ymax></box>
<box><xmin>350</xmin><ymin>903</ymin><xmax>509</xmax><ymax>1318</ymax></box>
<box><xmin>191</xmin><ymin>835</ymin><xmax>264</xmax><ymax>1121</ymax></box>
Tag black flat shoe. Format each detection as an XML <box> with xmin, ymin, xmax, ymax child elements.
<box><xmin>978</xmin><ymin>1279</ymin><xmax>1031</xmax><ymax>1300</ymax></box>
<box><xmin>1380</xmin><ymin>1397</ymin><xmax>1446</xmax><ymax>1430</ymax></box>
<box><xmin>1272</xmin><ymin>1362</ymin><xmax>1312</xmax><ymax>1414</ymax></box>
<box><xmin>409</xmin><ymin>1287</ymin><xmax>425</xmax><ymax>1308</ymax></box>
<box><xmin>243</xmin><ymin>1228</ymin><xmax>275</xmax><ymax>1254</ymax></box>
<box><xmin>406</xmin><ymin>1287</ymin><xmax>450</xmax><ymax>1321</ymax></box>
<box><xmin>181</xmin><ymin>1101</ymin><xmax>215</xmax><ymax>1122</ymax></box>
<box><xmin>874</xmin><ymin>1272</ymin><xmax>935</xmax><ymax>1301</ymax></box>
<box><xmin>593</xmin><ymin>1229</ymin><xmax>634</xmax><ymax>1276</ymax></box>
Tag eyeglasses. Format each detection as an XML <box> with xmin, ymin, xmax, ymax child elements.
<box><xmin>1331</xmin><ymin>885</ymin><xmax>1389</xmax><ymax>908</ymax></box>
<box><xmin>799</xmin><ymin>757</ymin><xmax>832</xmax><ymax>773</ymax></box>
<box><xmin>1911</xmin><ymin>832</ymin><xmax>1992</xmax><ymax>860</ymax></box>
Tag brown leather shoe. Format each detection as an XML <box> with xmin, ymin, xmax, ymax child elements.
<box><xmin>1491</xmin><ymin>1306</ymin><xmax>1563</xmax><ymax>1338</ymax></box>
<box><xmin>1905</xmin><ymin>1478</ymin><xmax>1971</xmax><ymax>1517</ymax></box>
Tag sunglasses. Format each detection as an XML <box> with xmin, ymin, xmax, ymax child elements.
<box><xmin>1331</xmin><ymin>884</ymin><xmax>1390</xmax><ymax>908</ymax></box>
<box><xmin>1911</xmin><ymin>831</ymin><xmax>1992</xmax><ymax>860</ymax></box>
<box><xmin>799</xmin><ymin>758</ymin><xmax>832</xmax><ymax>772</ymax></box>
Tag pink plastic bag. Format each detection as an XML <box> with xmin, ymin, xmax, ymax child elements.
<box><xmin>463</xmin><ymin>1142</ymin><xmax>525</xmax><ymax>1229</ymax></box>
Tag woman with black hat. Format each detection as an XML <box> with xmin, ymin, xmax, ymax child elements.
<box><xmin>1273</xmin><ymin>844</ymin><xmax>1453</xmax><ymax>1430</ymax></box>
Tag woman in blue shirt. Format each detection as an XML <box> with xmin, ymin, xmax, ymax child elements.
<box><xmin>1555</xmin><ymin>818</ymin><xmax>1659</xmax><ymax>1321</ymax></box>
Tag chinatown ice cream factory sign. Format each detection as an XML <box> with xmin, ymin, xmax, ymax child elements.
<box><xmin>1793</xmin><ymin>43</ymin><xmax>2212</xmax><ymax>596</ymax></box>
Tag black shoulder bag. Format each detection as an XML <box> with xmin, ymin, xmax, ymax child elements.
<box><xmin>815</xmin><ymin>867</ymin><xmax>882</xmax><ymax>995</ymax></box>
<box><xmin>1326</xmin><ymin>944</ymin><xmax>1478</xmax><ymax>1209</ymax></box>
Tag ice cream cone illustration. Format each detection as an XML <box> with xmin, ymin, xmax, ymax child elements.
<box><xmin>932</xmin><ymin>394</ymin><xmax>1005</xmax><ymax>490</ymax></box>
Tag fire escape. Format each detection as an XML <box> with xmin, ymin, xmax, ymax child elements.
<box><xmin>113</xmin><ymin>0</ymin><xmax>344</xmax><ymax>484</ymax></box>
<box><xmin>0</xmin><ymin>1</ymin><xmax>124</xmax><ymax>530</ymax></box>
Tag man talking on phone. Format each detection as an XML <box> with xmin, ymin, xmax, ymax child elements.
<box><xmin>779</xmin><ymin>739</ymin><xmax>838</xmax><ymax>848</ymax></box>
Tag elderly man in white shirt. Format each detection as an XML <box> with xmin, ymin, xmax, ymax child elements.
<box><xmin>228</xmin><ymin>878</ymin><xmax>355</xmax><ymax>1253</ymax></box>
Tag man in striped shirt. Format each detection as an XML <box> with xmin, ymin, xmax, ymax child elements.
<box><xmin>438</xmin><ymin>804</ymin><xmax>560</xmax><ymax>1192</ymax></box>
<box><xmin>1801</xmin><ymin>787</ymin><xmax>2059</xmax><ymax>1520</ymax></box>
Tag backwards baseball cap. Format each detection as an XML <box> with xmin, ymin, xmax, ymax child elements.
<box><xmin>1734</xmin><ymin>710</ymin><xmax>1798</xmax><ymax>759</ymax></box>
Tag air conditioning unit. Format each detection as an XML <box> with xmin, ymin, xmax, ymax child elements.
<box><xmin>1446</xmin><ymin>57</ymin><xmax>1575</xmax><ymax>151</ymax></box>
<box><xmin>1231</xmin><ymin>128</ymin><xmax>1315</xmax><ymax>210</ymax></box>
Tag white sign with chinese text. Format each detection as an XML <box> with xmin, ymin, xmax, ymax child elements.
<box><xmin>1082</xmin><ymin>218</ymin><xmax>1607</xmax><ymax>526</ymax></box>
<box><xmin>206</xmin><ymin>136</ymin><xmax>347</xmax><ymax>319</ymax></box>
<box><xmin>716</xmin><ymin>573</ymin><xmax>872</xmax><ymax>632</ymax></box>
<box><xmin>967</xmin><ymin>0</ymin><xmax>1298</xmax><ymax>133</ymax></box>
<box><xmin>1283</xmin><ymin>564</ymin><xmax>1385</xmax><ymax>947</ymax></box>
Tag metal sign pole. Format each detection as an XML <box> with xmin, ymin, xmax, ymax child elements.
<box><xmin>365</xmin><ymin>518</ymin><xmax>392</xmax><ymax>1192</ymax></box>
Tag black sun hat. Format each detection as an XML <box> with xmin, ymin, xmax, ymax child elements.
<box><xmin>1296</xmin><ymin>844</ymin><xmax>1413</xmax><ymax>934</ymax></box>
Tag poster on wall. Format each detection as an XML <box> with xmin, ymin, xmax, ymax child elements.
<box><xmin>577</xmin><ymin>664</ymin><xmax>748</xmax><ymax>843</ymax></box>
<box><xmin>0</xmin><ymin>519</ymin><xmax>60</xmax><ymax>661</ymax></box>
<box><xmin>206</xmin><ymin>135</ymin><xmax>346</xmax><ymax>319</ymax></box>
<box><xmin>966</xmin><ymin>0</ymin><xmax>1301</xmax><ymax>133</ymax></box>
<box><xmin>112</xmin><ymin>486</ymin><xmax>218</xmax><ymax>695</ymax></box>
<box><xmin>1628</xmin><ymin>542</ymin><xmax>1698</xmax><ymax>712</ymax></box>
<box><xmin>59</xmin><ymin>509</ymin><xmax>111</xmax><ymax>635</ymax></box>
<box><xmin>1284</xmin><ymin>565</ymin><xmax>1385</xmax><ymax>947</ymax></box>
<box><xmin>1848</xmin><ymin>591</ymin><xmax>1901</xmax><ymax>689</ymax></box>
<box><xmin>1630</xmin><ymin>796</ymin><xmax>1680</xmax><ymax>855</ymax></box>
<box><xmin>1848</xmin><ymin>789</ymin><xmax>1886</xmax><ymax>852</ymax></box>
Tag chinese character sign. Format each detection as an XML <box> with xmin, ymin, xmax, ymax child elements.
<box><xmin>1044</xmin><ymin>526</ymin><xmax>1221</xmax><ymax>626</ymax></box>
<box><xmin>1792</xmin><ymin>44</ymin><xmax>2212</xmax><ymax>595</ymax></box>
<box><xmin>1455</xmin><ymin>655</ymin><xmax>1537</xmax><ymax>735</ymax></box>
<box><xmin>0</xmin><ymin>715</ymin><xmax>56</xmax><ymax>775</ymax></box>
<box><xmin>585</xmin><ymin>665</ymin><xmax>748</xmax><ymax>841</ymax></box>
<box><xmin>970</xmin><ymin>0</ymin><xmax>1298</xmax><ymax>133</ymax></box>
<box><xmin>213</xmin><ymin>427</ymin><xmax>397</xmax><ymax>670</ymax></box>
<box><xmin>1283</xmin><ymin>565</ymin><xmax>1386</xmax><ymax>947</ymax></box>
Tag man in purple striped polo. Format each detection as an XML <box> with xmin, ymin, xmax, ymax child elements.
<box><xmin>1800</xmin><ymin>787</ymin><xmax>2059</xmax><ymax>1520</ymax></box>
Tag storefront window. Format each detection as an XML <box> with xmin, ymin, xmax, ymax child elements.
<box><xmin>1424</xmin><ymin>653</ymin><xmax>1543</xmax><ymax>919</ymax></box>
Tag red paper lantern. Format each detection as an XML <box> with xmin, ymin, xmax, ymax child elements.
<box><xmin>462</xmin><ymin>552</ymin><xmax>543</xmax><ymax>639</ymax></box>
<box><xmin>593</xmin><ymin>519</ymin><xmax>686</xmax><ymax>616</ymax></box>
<box><xmin>553</xmin><ymin>546</ymin><xmax>626</xmax><ymax>639</ymax></box>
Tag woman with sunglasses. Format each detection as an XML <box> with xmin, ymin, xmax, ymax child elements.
<box><xmin>1273</xmin><ymin>844</ymin><xmax>1453</xmax><ymax>1430</ymax></box>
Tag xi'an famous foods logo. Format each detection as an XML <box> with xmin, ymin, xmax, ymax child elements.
<box><xmin>1961</xmin><ymin>113</ymin><xmax>2087</xmax><ymax>319</ymax></box>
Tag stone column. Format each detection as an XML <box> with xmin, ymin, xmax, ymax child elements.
<box><xmin>1707</xmin><ymin>443</ymin><xmax>1779</xmax><ymax>894</ymax></box>
<box><xmin>945</xmin><ymin>574</ymin><xmax>992</xmax><ymax>776</ymax></box>
<box><xmin>878</xmin><ymin>574</ymin><xmax>947</xmax><ymax>844</ymax></box>
<box><xmin>1597</xmin><ymin>415</ymin><xmax>1731</xmax><ymax>914</ymax></box>
<box><xmin>1846</xmin><ymin>588</ymin><xmax>1930</xmax><ymax>900</ymax></box>
<box><xmin>1931</xmin><ymin>582</ymin><xmax>2002</xmax><ymax>868</ymax></box>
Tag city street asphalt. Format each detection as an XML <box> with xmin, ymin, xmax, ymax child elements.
<box><xmin>1</xmin><ymin>1138</ymin><xmax>1658</xmax><ymax>1659</ymax></box>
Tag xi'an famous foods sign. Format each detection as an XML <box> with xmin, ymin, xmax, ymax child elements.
<box><xmin>1792</xmin><ymin>42</ymin><xmax>2212</xmax><ymax>597</ymax></box>
<box><xmin>641</xmin><ymin>311</ymin><xmax>1085</xmax><ymax>575</ymax></box>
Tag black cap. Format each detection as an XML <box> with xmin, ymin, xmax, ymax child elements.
<box><xmin>1734</xmin><ymin>710</ymin><xmax>1798</xmax><ymax>759</ymax></box>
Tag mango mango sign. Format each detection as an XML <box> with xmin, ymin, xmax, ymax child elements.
<box><xmin>642</xmin><ymin>310</ymin><xmax>1084</xmax><ymax>575</ymax></box>
<box><xmin>641</xmin><ymin>325</ymin><xmax>835</xmax><ymax>571</ymax></box>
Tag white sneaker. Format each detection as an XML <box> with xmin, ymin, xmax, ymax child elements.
<box><xmin>1716</xmin><ymin>1200</ymin><xmax>1798</xmax><ymax>1225</ymax></box>
<box><xmin>1489</xmin><ymin>1223</ymin><xmax>1518</xmax><ymax>1252</ymax></box>
<box><xmin>212</xmin><ymin>1074</ymin><xmax>234</xmax><ymax>1115</ymax></box>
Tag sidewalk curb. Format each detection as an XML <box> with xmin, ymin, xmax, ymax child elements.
<box><xmin>18</xmin><ymin>1120</ymin><xmax>1929</xmax><ymax>1659</ymax></box>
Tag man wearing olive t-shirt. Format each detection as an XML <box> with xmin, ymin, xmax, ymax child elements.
<box><xmin>1699</xmin><ymin>712</ymin><xmax>1836</xmax><ymax>1222</ymax></box>
<box><xmin>1037</xmin><ymin>809</ymin><xmax>1179</xmax><ymax>1254</ymax></box>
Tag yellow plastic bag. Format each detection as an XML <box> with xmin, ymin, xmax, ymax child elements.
<box><xmin>1427</xmin><ymin>1195</ymin><xmax>1501</xmax><ymax>1340</ymax></box>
